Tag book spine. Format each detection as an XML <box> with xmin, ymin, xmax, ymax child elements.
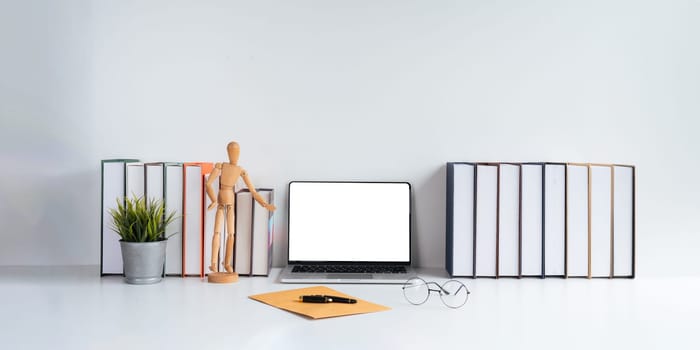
<box><xmin>446</xmin><ymin>162</ymin><xmax>455</xmax><ymax>277</ymax></box>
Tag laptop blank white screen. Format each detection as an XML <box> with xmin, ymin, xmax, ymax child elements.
<box><xmin>288</xmin><ymin>182</ymin><xmax>411</xmax><ymax>263</ymax></box>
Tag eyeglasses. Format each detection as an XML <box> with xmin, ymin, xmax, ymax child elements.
<box><xmin>402</xmin><ymin>277</ymin><xmax>470</xmax><ymax>309</ymax></box>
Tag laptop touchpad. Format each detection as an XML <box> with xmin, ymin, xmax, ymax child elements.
<box><xmin>327</xmin><ymin>274</ymin><xmax>373</xmax><ymax>279</ymax></box>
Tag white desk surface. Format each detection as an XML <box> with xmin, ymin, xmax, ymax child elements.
<box><xmin>0</xmin><ymin>266</ymin><xmax>698</xmax><ymax>350</ymax></box>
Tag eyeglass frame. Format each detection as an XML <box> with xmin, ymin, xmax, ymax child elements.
<box><xmin>401</xmin><ymin>277</ymin><xmax>471</xmax><ymax>309</ymax></box>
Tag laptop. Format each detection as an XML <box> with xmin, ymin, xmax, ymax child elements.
<box><xmin>279</xmin><ymin>181</ymin><xmax>417</xmax><ymax>284</ymax></box>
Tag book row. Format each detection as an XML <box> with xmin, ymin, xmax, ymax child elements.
<box><xmin>100</xmin><ymin>159</ymin><xmax>274</xmax><ymax>278</ymax></box>
<box><xmin>446</xmin><ymin>162</ymin><xmax>635</xmax><ymax>279</ymax></box>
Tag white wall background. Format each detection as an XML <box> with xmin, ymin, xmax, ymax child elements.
<box><xmin>1</xmin><ymin>0</ymin><xmax>698</xmax><ymax>275</ymax></box>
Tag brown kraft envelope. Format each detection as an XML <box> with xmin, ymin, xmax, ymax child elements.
<box><xmin>249</xmin><ymin>286</ymin><xmax>390</xmax><ymax>319</ymax></box>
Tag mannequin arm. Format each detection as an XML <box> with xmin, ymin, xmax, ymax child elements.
<box><xmin>241</xmin><ymin>170</ymin><xmax>276</xmax><ymax>212</ymax></box>
<box><xmin>205</xmin><ymin>164</ymin><xmax>222</xmax><ymax>210</ymax></box>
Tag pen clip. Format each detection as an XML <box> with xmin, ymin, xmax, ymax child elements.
<box><xmin>323</xmin><ymin>295</ymin><xmax>357</xmax><ymax>304</ymax></box>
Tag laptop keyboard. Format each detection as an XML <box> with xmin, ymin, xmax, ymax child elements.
<box><xmin>292</xmin><ymin>265</ymin><xmax>407</xmax><ymax>274</ymax></box>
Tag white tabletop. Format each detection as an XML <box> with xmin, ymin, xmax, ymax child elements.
<box><xmin>0</xmin><ymin>266</ymin><xmax>698</xmax><ymax>350</ymax></box>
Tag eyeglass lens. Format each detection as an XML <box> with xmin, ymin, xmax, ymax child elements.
<box><xmin>439</xmin><ymin>280</ymin><xmax>469</xmax><ymax>308</ymax></box>
<box><xmin>403</xmin><ymin>278</ymin><xmax>430</xmax><ymax>305</ymax></box>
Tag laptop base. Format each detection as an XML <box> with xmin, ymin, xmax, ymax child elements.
<box><xmin>278</xmin><ymin>265</ymin><xmax>417</xmax><ymax>284</ymax></box>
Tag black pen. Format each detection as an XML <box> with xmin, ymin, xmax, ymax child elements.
<box><xmin>299</xmin><ymin>295</ymin><xmax>357</xmax><ymax>304</ymax></box>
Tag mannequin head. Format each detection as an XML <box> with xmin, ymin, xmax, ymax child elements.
<box><xmin>227</xmin><ymin>141</ymin><xmax>240</xmax><ymax>165</ymax></box>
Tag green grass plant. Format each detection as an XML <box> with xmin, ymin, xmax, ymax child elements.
<box><xmin>109</xmin><ymin>195</ymin><xmax>177</xmax><ymax>242</ymax></box>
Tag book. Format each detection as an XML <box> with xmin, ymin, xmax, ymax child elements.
<box><xmin>234</xmin><ymin>190</ymin><xmax>253</xmax><ymax>275</ymax></box>
<box><xmin>203</xmin><ymin>173</ymin><xmax>219</xmax><ymax>277</ymax></box>
<box><xmin>445</xmin><ymin>162</ymin><xmax>476</xmax><ymax>278</ymax></box>
<box><xmin>590</xmin><ymin>164</ymin><xmax>613</xmax><ymax>278</ymax></box>
<box><xmin>126</xmin><ymin>163</ymin><xmax>145</xmax><ymax>199</ymax></box>
<box><xmin>163</xmin><ymin>163</ymin><xmax>184</xmax><ymax>276</ymax></box>
<box><xmin>100</xmin><ymin>159</ymin><xmax>139</xmax><ymax>276</ymax></box>
<box><xmin>544</xmin><ymin>163</ymin><xmax>566</xmax><ymax>277</ymax></box>
<box><xmin>613</xmin><ymin>165</ymin><xmax>635</xmax><ymax>278</ymax></box>
<box><xmin>251</xmin><ymin>189</ymin><xmax>274</xmax><ymax>276</ymax></box>
<box><xmin>235</xmin><ymin>188</ymin><xmax>275</xmax><ymax>276</ymax></box>
<box><xmin>182</xmin><ymin>162</ymin><xmax>213</xmax><ymax>277</ymax></box>
<box><xmin>144</xmin><ymin>163</ymin><xmax>165</xmax><ymax>204</ymax></box>
<box><xmin>566</xmin><ymin>163</ymin><xmax>589</xmax><ymax>278</ymax></box>
<box><xmin>521</xmin><ymin>163</ymin><xmax>544</xmax><ymax>278</ymax></box>
<box><xmin>144</xmin><ymin>162</ymin><xmax>184</xmax><ymax>276</ymax></box>
<box><xmin>475</xmin><ymin>164</ymin><xmax>498</xmax><ymax>278</ymax></box>
<box><xmin>144</xmin><ymin>162</ymin><xmax>165</xmax><ymax>278</ymax></box>
<box><xmin>498</xmin><ymin>163</ymin><xmax>520</xmax><ymax>278</ymax></box>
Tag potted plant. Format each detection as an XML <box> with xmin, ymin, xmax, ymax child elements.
<box><xmin>109</xmin><ymin>195</ymin><xmax>177</xmax><ymax>284</ymax></box>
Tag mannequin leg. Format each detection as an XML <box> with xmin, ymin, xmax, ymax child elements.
<box><xmin>223</xmin><ymin>205</ymin><xmax>235</xmax><ymax>273</ymax></box>
<box><xmin>209</xmin><ymin>205</ymin><xmax>225</xmax><ymax>272</ymax></box>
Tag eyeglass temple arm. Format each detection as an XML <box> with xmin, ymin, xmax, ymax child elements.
<box><xmin>425</xmin><ymin>281</ymin><xmax>449</xmax><ymax>294</ymax></box>
<box><xmin>426</xmin><ymin>281</ymin><xmax>471</xmax><ymax>296</ymax></box>
<box><xmin>453</xmin><ymin>284</ymin><xmax>471</xmax><ymax>295</ymax></box>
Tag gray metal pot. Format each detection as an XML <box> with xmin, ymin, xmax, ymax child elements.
<box><xmin>120</xmin><ymin>240</ymin><xmax>167</xmax><ymax>284</ymax></box>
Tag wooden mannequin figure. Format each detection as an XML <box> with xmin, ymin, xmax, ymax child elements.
<box><xmin>205</xmin><ymin>141</ymin><xmax>276</xmax><ymax>283</ymax></box>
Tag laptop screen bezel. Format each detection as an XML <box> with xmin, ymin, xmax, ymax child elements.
<box><xmin>286</xmin><ymin>181</ymin><xmax>412</xmax><ymax>266</ymax></box>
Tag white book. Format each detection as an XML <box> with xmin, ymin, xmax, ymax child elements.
<box><xmin>544</xmin><ymin>164</ymin><xmax>566</xmax><ymax>276</ymax></box>
<box><xmin>521</xmin><ymin>164</ymin><xmax>543</xmax><ymax>277</ymax></box>
<box><xmin>234</xmin><ymin>191</ymin><xmax>253</xmax><ymax>275</ymax></box>
<box><xmin>145</xmin><ymin>163</ymin><xmax>165</xmax><ymax>277</ymax></box>
<box><xmin>447</xmin><ymin>163</ymin><xmax>475</xmax><ymax>277</ymax></box>
<box><xmin>183</xmin><ymin>164</ymin><xmax>204</xmax><ymax>277</ymax></box>
<box><xmin>567</xmin><ymin>164</ymin><xmax>589</xmax><ymax>277</ymax></box>
<box><xmin>252</xmin><ymin>189</ymin><xmax>274</xmax><ymax>276</ymax></box>
<box><xmin>475</xmin><ymin>164</ymin><xmax>498</xmax><ymax>277</ymax></box>
<box><xmin>126</xmin><ymin>163</ymin><xmax>145</xmax><ymax>200</ymax></box>
<box><xmin>101</xmin><ymin>159</ymin><xmax>138</xmax><ymax>275</ymax></box>
<box><xmin>203</xmin><ymin>174</ymin><xmax>220</xmax><ymax>276</ymax></box>
<box><xmin>145</xmin><ymin>163</ymin><xmax>185</xmax><ymax>276</ymax></box>
<box><xmin>498</xmin><ymin>164</ymin><xmax>520</xmax><ymax>277</ymax></box>
<box><xmin>590</xmin><ymin>165</ymin><xmax>612</xmax><ymax>278</ymax></box>
<box><xmin>145</xmin><ymin>163</ymin><xmax>164</xmax><ymax>206</ymax></box>
<box><xmin>164</xmin><ymin>163</ymin><xmax>183</xmax><ymax>276</ymax></box>
<box><xmin>613</xmin><ymin>165</ymin><xmax>635</xmax><ymax>277</ymax></box>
